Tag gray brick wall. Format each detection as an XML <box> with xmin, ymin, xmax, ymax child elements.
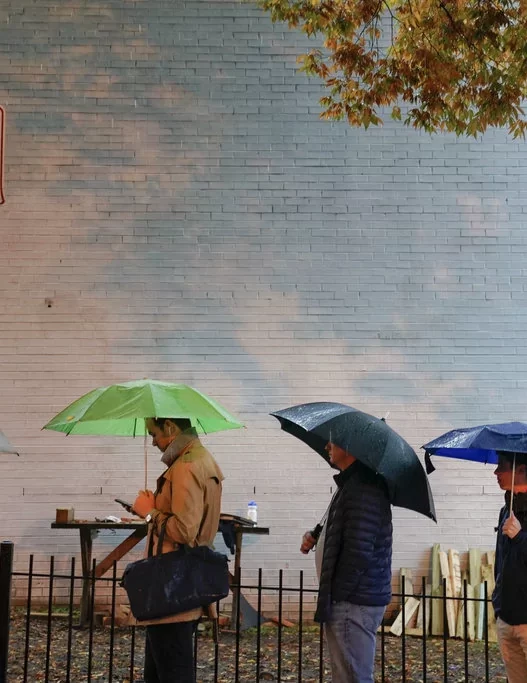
<box><xmin>1</xmin><ymin>0</ymin><xmax>525</xmax><ymax>610</ymax></box>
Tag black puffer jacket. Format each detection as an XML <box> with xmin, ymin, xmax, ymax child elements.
<box><xmin>493</xmin><ymin>491</ymin><xmax>527</xmax><ymax>625</ymax></box>
<box><xmin>315</xmin><ymin>461</ymin><xmax>393</xmax><ymax>623</ymax></box>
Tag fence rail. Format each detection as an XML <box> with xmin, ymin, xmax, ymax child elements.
<box><xmin>0</xmin><ymin>541</ymin><xmax>506</xmax><ymax>683</ymax></box>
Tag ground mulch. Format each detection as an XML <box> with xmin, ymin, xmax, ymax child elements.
<box><xmin>7</xmin><ymin>610</ymin><xmax>507</xmax><ymax>682</ymax></box>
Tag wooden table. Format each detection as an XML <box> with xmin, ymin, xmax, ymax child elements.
<box><xmin>52</xmin><ymin>517</ymin><xmax>269</xmax><ymax>628</ymax></box>
<box><xmin>51</xmin><ymin>520</ymin><xmax>147</xmax><ymax>626</ymax></box>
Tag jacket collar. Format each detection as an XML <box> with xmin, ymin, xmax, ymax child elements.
<box><xmin>333</xmin><ymin>460</ymin><xmax>362</xmax><ymax>487</ymax></box>
<box><xmin>155</xmin><ymin>436</ymin><xmax>199</xmax><ymax>495</ymax></box>
<box><xmin>160</xmin><ymin>429</ymin><xmax>199</xmax><ymax>467</ymax></box>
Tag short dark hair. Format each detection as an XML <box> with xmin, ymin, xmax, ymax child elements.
<box><xmin>152</xmin><ymin>417</ymin><xmax>192</xmax><ymax>432</ymax></box>
<box><xmin>497</xmin><ymin>451</ymin><xmax>527</xmax><ymax>467</ymax></box>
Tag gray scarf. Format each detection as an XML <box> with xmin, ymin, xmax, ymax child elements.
<box><xmin>160</xmin><ymin>428</ymin><xmax>199</xmax><ymax>468</ymax></box>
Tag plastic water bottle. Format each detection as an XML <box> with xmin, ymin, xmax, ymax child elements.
<box><xmin>247</xmin><ymin>500</ymin><xmax>258</xmax><ymax>524</ymax></box>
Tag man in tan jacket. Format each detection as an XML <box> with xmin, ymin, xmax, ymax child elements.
<box><xmin>133</xmin><ymin>417</ymin><xmax>224</xmax><ymax>683</ymax></box>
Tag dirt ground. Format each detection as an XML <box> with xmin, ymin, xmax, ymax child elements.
<box><xmin>7</xmin><ymin>611</ymin><xmax>507</xmax><ymax>682</ymax></box>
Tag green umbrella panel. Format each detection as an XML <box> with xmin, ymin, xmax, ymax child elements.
<box><xmin>43</xmin><ymin>379</ymin><xmax>244</xmax><ymax>436</ymax></box>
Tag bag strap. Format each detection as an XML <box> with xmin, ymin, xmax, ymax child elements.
<box><xmin>147</xmin><ymin>514</ymin><xmax>196</xmax><ymax>557</ymax></box>
<box><xmin>147</xmin><ymin>516</ymin><xmax>170</xmax><ymax>557</ymax></box>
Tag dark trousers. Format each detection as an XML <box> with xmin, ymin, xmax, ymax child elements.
<box><xmin>144</xmin><ymin>620</ymin><xmax>198</xmax><ymax>683</ymax></box>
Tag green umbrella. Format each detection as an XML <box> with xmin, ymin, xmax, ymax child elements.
<box><xmin>43</xmin><ymin>379</ymin><xmax>243</xmax><ymax>488</ymax></box>
<box><xmin>43</xmin><ymin>379</ymin><xmax>244</xmax><ymax>436</ymax></box>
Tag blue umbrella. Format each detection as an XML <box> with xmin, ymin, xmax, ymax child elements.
<box><xmin>423</xmin><ymin>421</ymin><xmax>527</xmax><ymax>470</ymax></box>
<box><xmin>423</xmin><ymin>421</ymin><xmax>527</xmax><ymax>513</ymax></box>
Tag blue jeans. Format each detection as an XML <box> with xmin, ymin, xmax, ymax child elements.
<box><xmin>325</xmin><ymin>602</ymin><xmax>385</xmax><ymax>683</ymax></box>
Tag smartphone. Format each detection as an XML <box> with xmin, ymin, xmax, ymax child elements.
<box><xmin>115</xmin><ymin>498</ymin><xmax>134</xmax><ymax>514</ymax></box>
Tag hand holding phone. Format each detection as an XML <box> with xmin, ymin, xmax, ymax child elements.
<box><xmin>115</xmin><ymin>498</ymin><xmax>134</xmax><ymax>514</ymax></box>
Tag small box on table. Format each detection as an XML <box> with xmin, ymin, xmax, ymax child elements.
<box><xmin>55</xmin><ymin>508</ymin><xmax>74</xmax><ymax>523</ymax></box>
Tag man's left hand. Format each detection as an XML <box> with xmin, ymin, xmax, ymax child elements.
<box><xmin>503</xmin><ymin>511</ymin><xmax>522</xmax><ymax>539</ymax></box>
<box><xmin>133</xmin><ymin>490</ymin><xmax>156</xmax><ymax>518</ymax></box>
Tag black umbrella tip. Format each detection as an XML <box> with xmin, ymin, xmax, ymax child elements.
<box><xmin>424</xmin><ymin>451</ymin><xmax>436</xmax><ymax>475</ymax></box>
<box><xmin>428</xmin><ymin>507</ymin><xmax>437</xmax><ymax>523</ymax></box>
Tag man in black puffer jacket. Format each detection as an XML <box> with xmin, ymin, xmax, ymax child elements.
<box><xmin>492</xmin><ymin>451</ymin><xmax>527</xmax><ymax>683</ymax></box>
<box><xmin>301</xmin><ymin>441</ymin><xmax>392</xmax><ymax>683</ymax></box>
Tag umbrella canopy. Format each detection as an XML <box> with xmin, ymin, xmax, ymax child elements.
<box><xmin>43</xmin><ymin>379</ymin><xmax>244</xmax><ymax>436</ymax></box>
<box><xmin>271</xmin><ymin>402</ymin><xmax>436</xmax><ymax>522</ymax></box>
<box><xmin>0</xmin><ymin>429</ymin><xmax>18</xmax><ymax>455</ymax></box>
<box><xmin>422</xmin><ymin>421</ymin><xmax>527</xmax><ymax>472</ymax></box>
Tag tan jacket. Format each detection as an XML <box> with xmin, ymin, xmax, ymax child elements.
<box><xmin>125</xmin><ymin>437</ymin><xmax>224</xmax><ymax>626</ymax></box>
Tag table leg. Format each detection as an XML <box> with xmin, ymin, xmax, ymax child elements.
<box><xmin>79</xmin><ymin>528</ymin><xmax>97</xmax><ymax>627</ymax></box>
<box><xmin>230</xmin><ymin>529</ymin><xmax>243</xmax><ymax>625</ymax></box>
<box><xmin>228</xmin><ymin>529</ymin><xmax>262</xmax><ymax>630</ymax></box>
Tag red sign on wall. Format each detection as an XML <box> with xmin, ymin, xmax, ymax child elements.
<box><xmin>0</xmin><ymin>106</ymin><xmax>5</xmax><ymax>204</ymax></box>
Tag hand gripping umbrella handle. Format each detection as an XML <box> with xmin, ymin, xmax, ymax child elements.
<box><xmin>311</xmin><ymin>523</ymin><xmax>323</xmax><ymax>542</ymax></box>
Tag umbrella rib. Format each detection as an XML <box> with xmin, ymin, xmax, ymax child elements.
<box><xmin>148</xmin><ymin>382</ymin><xmax>157</xmax><ymax>418</ymax></box>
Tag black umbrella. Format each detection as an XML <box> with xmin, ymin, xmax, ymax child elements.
<box><xmin>271</xmin><ymin>402</ymin><xmax>436</xmax><ymax>522</ymax></box>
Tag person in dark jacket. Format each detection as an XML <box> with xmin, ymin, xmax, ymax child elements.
<box><xmin>492</xmin><ymin>451</ymin><xmax>527</xmax><ymax>683</ymax></box>
<box><xmin>300</xmin><ymin>441</ymin><xmax>393</xmax><ymax>683</ymax></box>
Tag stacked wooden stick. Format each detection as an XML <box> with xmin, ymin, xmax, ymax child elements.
<box><xmin>390</xmin><ymin>544</ymin><xmax>497</xmax><ymax>642</ymax></box>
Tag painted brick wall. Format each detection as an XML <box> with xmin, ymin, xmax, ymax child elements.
<box><xmin>1</xmin><ymin>0</ymin><xmax>526</xmax><ymax>612</ymax></box>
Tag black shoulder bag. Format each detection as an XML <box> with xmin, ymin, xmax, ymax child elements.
<box><xmin>121</xmin><ymin>519</ymin><xmax>230</xmax><ymax>621</ymax></box>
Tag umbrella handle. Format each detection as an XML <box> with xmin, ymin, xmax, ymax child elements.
<box><xmin>311</xmin><ymin>523</ymin><xmax>323</xmax><ymax>542</ymax></box>
<box><xmin>311</xmin><ymin>490</ymin><xmax>339</xmax><ymax>542</ymax></box>
<box><xmin>510</xmin><ymin>454</ymin><xmax>516</xmax><ymax>516</ymax></box>
<box><xmin>144</xmin><ymin>430</ymin><xmax>148</xmax><ymax>490</ymax></box>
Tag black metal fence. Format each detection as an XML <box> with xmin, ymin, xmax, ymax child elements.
<box><xmin>0</xmin><ymin>541</ymin><xmax>506</xmax><ymax>683</ymax></box>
